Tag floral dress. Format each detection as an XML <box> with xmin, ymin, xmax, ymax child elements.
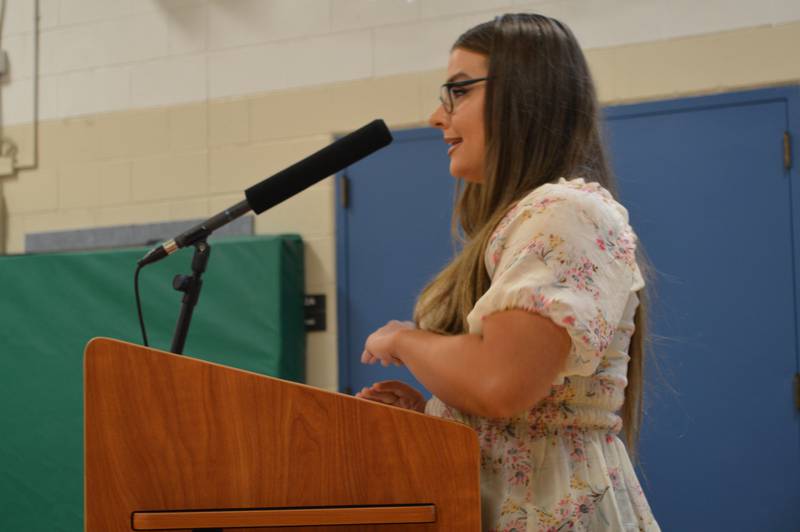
<box><xmin>425</xmin><ymin>178</ymin><xmax>660</xmax><ymax>531</ymax></box>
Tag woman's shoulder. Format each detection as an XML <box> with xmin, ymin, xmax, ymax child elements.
<box><xmin>485</xmin><ymin>176</ymin><xmax>645</xmax><ymax>287</ymax></box>
<box><xmin>494</xmin><ymin>177</ymin><xmax>632</xmax><ymax>239</ymax></box>
<box><xmin>519</xmin><ymin>177</ymin><xmax>630</xmax><ymax>224</ymax></box>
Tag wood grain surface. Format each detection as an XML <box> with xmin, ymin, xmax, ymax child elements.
<box><xmin>84</xmin><ymin>338</ymin><xmax>480</xmax><ymax>531</ymax></box>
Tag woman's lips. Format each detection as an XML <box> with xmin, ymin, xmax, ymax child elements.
<box><xmin>447</xmin><ymin>140</ymin><xmax>462</xmax><ymax>156</ymax></box>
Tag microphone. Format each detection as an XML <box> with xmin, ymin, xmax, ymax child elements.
<box><xmin>137</xmin><ymin>119</ymin><xmax>393</xmax><ymax>266</ymax></box>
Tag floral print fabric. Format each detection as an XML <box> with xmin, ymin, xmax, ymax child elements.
<box><xmin>425</xmin><ymin>178</ymin><xmax>660</xmax><ymax>531</ymax></box>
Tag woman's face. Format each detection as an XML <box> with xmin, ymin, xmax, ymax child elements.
<box><xmin>428</xmin><ymin>48</ymin><xmax>488</xmax><ymax>183</ymax></box>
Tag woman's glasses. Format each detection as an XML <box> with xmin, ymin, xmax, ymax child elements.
<box><xmin>438</xmin><ymin>77</ymin><xmax>489</xmax><ymax>114</ymax></box>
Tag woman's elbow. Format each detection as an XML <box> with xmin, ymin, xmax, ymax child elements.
<box><xmin>476</xmin><ymin>379</ymin><xmax>549</xmax><ymax>419</ymax></box>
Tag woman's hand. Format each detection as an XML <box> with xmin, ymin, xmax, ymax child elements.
<box><xmin>361</xmin><ymin>320</ymin><xmax>416</xmax><ymax>367</ymax></box>
<box><xmin>355</xmin><ymin>380</ymin><xmax>427</xmax><ymax>413</ymax></box>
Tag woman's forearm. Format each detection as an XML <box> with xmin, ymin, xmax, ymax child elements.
<box><xmin>392</xmin><ymin>328</ymin><xmax>503</xmax><ymax>417</ymax></box>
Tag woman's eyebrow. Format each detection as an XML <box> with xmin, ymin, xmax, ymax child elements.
<box><xmin>446</xmin><ymin>71</ymin><xmax>471</xmax><ymax>83</ymax></box>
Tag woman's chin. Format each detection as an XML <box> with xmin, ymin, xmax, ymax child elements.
<box><xmin>449</xmin><ymin>167</ymin><xmax>483</xmax><ymax>184</ymax></box>
<box><xmin>449</xmin><ymin>163</ymin><xmax>478</xmax><ymax>183</ymax></box>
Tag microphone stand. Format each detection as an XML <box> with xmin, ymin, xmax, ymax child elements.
<box><xmin>170</xmin><ymin>238</ymin><xmax>211</xmax><ymax>355</ymax></box>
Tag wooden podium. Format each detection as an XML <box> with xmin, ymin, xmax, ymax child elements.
<box><xmin>84</xmin><ymin>338</ymin><xmax>481</xmax><ymax>531</ymax></box>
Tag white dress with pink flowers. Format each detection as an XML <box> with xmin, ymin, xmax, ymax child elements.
<box><xmin>425</xmin><ymin>178</ymin><xmax>660</xmax><ymax>531</ymax></box>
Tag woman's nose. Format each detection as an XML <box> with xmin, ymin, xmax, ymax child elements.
<box><xmin>428</xmin><ymin>104</ymin><xmax>448</xmax><ymax>129</ymax></box>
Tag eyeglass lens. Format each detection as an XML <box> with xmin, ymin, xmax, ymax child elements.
<box><xmin>439</xmin><ymin>85</ymin><xmax>453</xmax><ymax>113</ymax></box>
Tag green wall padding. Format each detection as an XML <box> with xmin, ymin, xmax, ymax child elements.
<box><xmin>0</xmin><ymin>235</ymin><xmax>305</xmax><ymax>531</ymax></box>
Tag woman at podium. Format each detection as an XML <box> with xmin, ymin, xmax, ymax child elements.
<box><xmin>356</xmin><ymin>13</ymin><xmax>661</xmax><ymax>532</ymax></box>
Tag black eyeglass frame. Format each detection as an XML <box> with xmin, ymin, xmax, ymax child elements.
<box><xmin>439</xmin><ymin>77</ymin><xmax>489</xmax><ymax>113</ymax></box>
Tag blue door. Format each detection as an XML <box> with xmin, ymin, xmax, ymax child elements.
<box><xmin>604</xmin><ymin>92</ymin><xmax>799</xmax><ymax>530</ymax></box>
<box><xmin>336</xmin><ymin>87</ymin><xmax>800</xmax><ymax>530</ymax></box>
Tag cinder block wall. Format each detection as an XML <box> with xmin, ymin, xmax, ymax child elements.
<box><xmin>1</xmin><ymin>0</ymin><xmax>798</xmax><ymax>390</ymax></box>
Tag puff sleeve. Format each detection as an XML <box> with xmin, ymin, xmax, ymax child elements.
<box><xmin>466</xmin><ymin>180</ymin><xmax>645</xmax><ymax>384</ymax></box>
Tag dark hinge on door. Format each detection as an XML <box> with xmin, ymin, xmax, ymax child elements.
<box><xmin>795</xmin><ymin>373</ymin><xmax>800</xmax><ymax>412</ymax></box>
<box><xmin>784</xmin><ymin>131</ymin><xmax>792</xmax><ymax>171</ymax></box>
<box><xmin>340</xmin><ymin>174</ymin><xmax>350</xmax><ymax>209</ymax></box>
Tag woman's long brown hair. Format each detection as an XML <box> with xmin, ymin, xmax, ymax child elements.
<box><xmin>413</xmin><ymin>13</ymin><xmax>652</xmax><ymax>458</ymax></box>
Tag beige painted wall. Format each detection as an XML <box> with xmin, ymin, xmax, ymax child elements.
<box><xmin>2</xmin><ymin>21</ymin><xmax>799</xmax><ymax>389</ymax></box>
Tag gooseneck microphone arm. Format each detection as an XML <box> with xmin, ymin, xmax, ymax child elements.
<box><xmin>137</xmin><ymin>199</ymin><xmax>250</xmax><ymax>267</ymax></box>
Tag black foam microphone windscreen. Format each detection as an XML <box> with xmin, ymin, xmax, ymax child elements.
<box><xmin>245</xmin><ymin>119</ymin><xmax>393</xmax><ymax>214</ymax></box>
